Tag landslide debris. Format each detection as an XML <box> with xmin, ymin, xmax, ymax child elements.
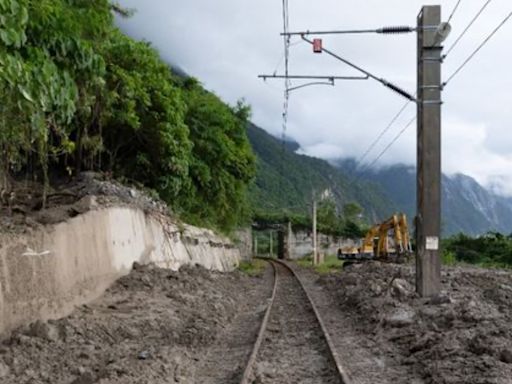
<box><xmin>0</xmin><ymin>263</ymin><xmax>267</xmax><ymax>384</ymax></box>
<box><xmin>0</xmin><ymin>172</ymin><xmax>168</xmax><ymax>232</ymax></box>
<box><xmin>317</xmin><ymin>262</ymin><xmax>512</xmax><ymax>383</ymax></box>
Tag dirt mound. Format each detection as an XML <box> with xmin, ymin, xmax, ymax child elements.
<box><xmin>0</xmin><ymin>172</ymin><xmax>168</xmax><ymax>232</ymax></box>
<box><xmin>0</xmin><ymin>263</ymin><xmax>264</xmax><ymax>384</ymax></box>
<box><xmin>317</xmin><ymin>262</ymin><xmax>512</xmax><ymax>383</ymax></box>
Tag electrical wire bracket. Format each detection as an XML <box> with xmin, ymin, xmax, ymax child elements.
<box><xmin>300</xmin><ymin>35</ymin><xmax>417</xmax><ymax>102</ymax></box>
<box><xmin>258</xmin><ymin>74</ymin><xmax>369</xmax><ymax>92</ymax></box>
<box><xmin>258</xmin><ymin>74</ymin><xmax>368</xmax><ymax>81</ymax></box>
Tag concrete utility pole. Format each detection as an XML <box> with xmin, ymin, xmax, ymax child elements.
<box><xmin>287</xmin><ymin>221</ymin><xmax>293</xmax><ymax>259</ymax></box>
<box><xmin>312</xmin><ymin>198</ymin><xmax>318</xmax><ymax>265</ymax></box>
<box><xmin>269</xmin><ymin>231</ymin><xmax>273</xmax><ymax>258</ymax></box>
<box><xmin>416</xmin><ymin>5</ymin><xmax>442</xmax><ymax>297</ymax></box>
<box><xmin>254</xmin><ymin>234</ymin><xmax>258</xmax><ymax>256</ymax></box>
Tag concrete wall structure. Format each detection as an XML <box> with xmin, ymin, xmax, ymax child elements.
<box><xmin>0</xmin><ymin>207</ymin><xmax>240</xmax><ymax>335</ymax></box>
<box><xmin>287</xmin><ymin>230</ymin><xmax>357</xmax><ymax>260</ymax></box>
<box><xmin>233</xmin><ymin>228</ymin><xmax>252</xmax><ymax>261</ymax></box>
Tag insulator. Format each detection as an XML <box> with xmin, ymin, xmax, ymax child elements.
<box><xmin>378</xmin><ymin>26</ymin><xmax>414</xmax><ymax>34</ymax></box>
<box><xmin>382</xmin><ymin>81</ymin><xmax>416</xmax><ymax>102</ymax></box>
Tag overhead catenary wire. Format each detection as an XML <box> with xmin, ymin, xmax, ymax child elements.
<box><xmin>444</xmin><ymin>9</ymin><xmax>512</xmax><ymax>87</ymax></box>
<box><xmin>354</xmin><ymin>98</ymin><xmax>414</xmax><ymax>167</ymax></box>
<box><xmin>352</xmin><ymin>116</ymin><xmax>416</xmax><ymax>183</ymax></box>
<box><xmin>271</xmin><ymin>39</ymin><xmax>304</xmax><ymax>75</ymax></box>
<box><xmin>282</xmin><ymin>26</ymin><xmax>415</xmax><ymax>36</ymax></box>
<box><xmin>444</xmin><ymin>0</ymin><xmax>493</xmax><ymax>58</ymax></box>
<box><xmin>447</xmin><ymin>0</ymin><xmax>463</xmax><ymax>24</ymax></box>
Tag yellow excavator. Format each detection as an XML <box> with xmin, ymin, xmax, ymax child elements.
<box><xmin>338</xmin><ymin>213</ymin><xmax>412</xmax><ymax>262</ymax></box>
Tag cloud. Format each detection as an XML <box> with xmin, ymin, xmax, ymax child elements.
<box><xmin>116</xmin><ymin>0</ymin><xmax>512</xmax><ymax>195</ymax></box>
<box><xmin>443</xmin><ymin>118</ymin><xmax>512</xmax><ymax>195</ymax></box>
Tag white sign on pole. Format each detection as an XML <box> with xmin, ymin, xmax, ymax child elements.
<box><xmin>426</xmin><ymin>236</ymin><xmax>439</xmax><ymax>251</ymax></box>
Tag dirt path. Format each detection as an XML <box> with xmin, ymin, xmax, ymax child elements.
<box><xmin>249</xmin><ymin>262</ymin><xmax>341</xmax><ymax>384</ymax></box>
<box><xmin>0</xmin><ymin>263</ymin><xmax>271</xmax><ymax>384</ymax></box>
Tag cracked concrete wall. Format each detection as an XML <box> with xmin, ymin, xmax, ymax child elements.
<box><xmin>0</xmin><ymin>207</ymin><xmax>240</xmax><ymax>335</ymax></box>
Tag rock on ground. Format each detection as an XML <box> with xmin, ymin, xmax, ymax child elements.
<box><xmin>313</xmin><ymin>262</ymin><xmax>512</xmax><ymax>384</ymax></box>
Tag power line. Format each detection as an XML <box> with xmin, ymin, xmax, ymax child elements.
<box><xmin>355</xmin><ymin>99</ymin><xmax>414</xmax><ymax>166</ymax></box>
<box><xmin>444</xmin><ymin>9</ymin><xmax>512</xmax><ymax>86</ymax></box>
<box><xmin>279</xmin><ymin>0</ymin><xmax>291</xmax><ymax>199</ymax></box>
<box><xmin>447</xmin><ymin>0</ymin><xmax>463</xmax><ymax>24</ymax></box>
<box><xmin>282</xmin><ymin>26</ymin><xmax>415</xmax><ymax>36</ymax></box>
<box><xmin>444</xmin><ymin>0</ymin><xmax>493</xmax><ymax>59</ymax></box>
<box><xmin>271</xmin><ymin>39</ymin><xmax>303</xmax><ymax>75</ymax></box>
<box><xmin>352</xmin><ymin>116</ymin><xmax>416</xmax><ymax>183</ymax></box>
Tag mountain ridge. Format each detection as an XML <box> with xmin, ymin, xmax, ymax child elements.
<box><xmin>334</xmin><ymin>160</ymin><xmax>512</xmax><ymax>236</ymax></box>
<box><xmin>247</xmin><ymin>124</ymin><xmax>512</xmax><ymax>236</ymax></box>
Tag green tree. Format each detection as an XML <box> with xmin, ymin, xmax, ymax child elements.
<box><xmin>100</xmin><ymin>31</ymin><xmax>191</xmax><ymax>201</ymax></box>
<box><xmin>343</xmin><ymin>202</ymin><xmax>363</xmax><ymax>222</ymax></box>
<box><xmin>342</xmin><ymin>220</ymin><xmax>366</xmax><ymax>239</ymax></box>
<box><xmin>177</xmin><ymin>79</ymin><xmax>256</xmax><ymax>231</ymax></box>
<box><xmin>0</xmin><ymin>0</ymin><xmax>109</xmax><ymax>199</ymax></box>
<box><xmin>317</xmin><ymin>198</ymin><xmax>340</xmax><ymax>235</ymax></box>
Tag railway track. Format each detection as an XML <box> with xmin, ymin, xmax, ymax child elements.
<box><xmin>240</xmin><ymin>259</ymin><xmax>350</xmax><ymax>384</ymax></box>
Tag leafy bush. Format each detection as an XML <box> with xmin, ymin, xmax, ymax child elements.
<box><xmin>441</xmin><ymin>250</ymin><xmax>457</xmax><ymax>266</ymax></box>
<box><xmin>0</xmin><ymin>0</ymin><xmax>256</xmax><ymax>233</ymax></box>
<box><xmin>443</xmin><ymin>232</ymin><xmax>512</xmax><ymax>268</ymax></box>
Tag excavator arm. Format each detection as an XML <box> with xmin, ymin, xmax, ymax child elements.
<box><xmin>339</xmin><ymin>212</ymin><xmax>412</xmax><ymax>262</ymax></box>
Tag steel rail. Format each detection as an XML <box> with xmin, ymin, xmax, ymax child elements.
<box><xmin>238</xmin><ymin>260</ymin><xmax>278</xmax><ymax>384</ymax></box>
<box><xmin>239</xmin><ymin>258</ymin><xmax>351</xmax><ymax>384</ymax></box>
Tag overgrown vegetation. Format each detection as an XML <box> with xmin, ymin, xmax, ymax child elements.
<box><xmin>443</xmin><ymin>232</ymin><xmax>512</xmax><ymax>268</ymax></box>
<box><xmin>253</xmin><ymin>201</ymin><xmax>368</xmax><ymax>239</ymax></box>
<box><xmin>238</xmin><ymin>259</ymin><xmax>267</xmax><ymax>277</ymax></box>
<box><xmin>246</xmin><ymin>123</ymin><xmax>397</xmax><ymax>224</ymax></box>
<box><xmin>0</xmin><ymin>0</ymin><xmax>255</xmax><ymax>232</ymax></box>
<box><xmin>296</xmin><ymin>254</ymin><xmax>343</xmax><ymax>274</ymax></box>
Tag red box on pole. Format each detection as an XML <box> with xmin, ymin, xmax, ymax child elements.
<box><xmin>313</xmin><ymin>38</ymin><xmax>323</xmax><ymax>53</ymax></box>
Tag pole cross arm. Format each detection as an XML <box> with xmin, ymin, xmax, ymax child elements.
<box><xmin>281</xmin><ymin>26</ymin><xmax>415</xmax><ymax>36</ymax></box>
<box><xmin>258</xmin><ymin>74</ymin><xmax>369</xmax><ymax>81</ymax></box>
<box><xmin>301</xmin><ymin>35</ymin><xmax>417</xmax><ymax>102</ymax></box>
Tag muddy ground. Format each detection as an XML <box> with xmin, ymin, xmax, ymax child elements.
<box><xmin>2</xmin><ymin>259</ymin><xmax>512</xmax><ymax>384</ymax></box>
<box><xmin>0</xmin><ymin>263</ymin><xmax>271</xmax><ymax>384</ymax></box>
<box><xmin>249</xmin><ymin>262</ymin><xmax>339</xmax><ymax>384</ymax></box>
<box><xmin>298</xmin><ymin>262</ymin><xmax>512</xmax><ymax>384</ymax></box>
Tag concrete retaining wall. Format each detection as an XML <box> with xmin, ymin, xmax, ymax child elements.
<box><xmin>0</xmin><ymin>207</ymin><xmax>240</xmax><ymax>335</ymax></box>
<box><xmin>233</xmin><ymin>228</ymin><xmax>252</xmax><ymax>261</ymax></box>
<box><xmin>288</xmin><ymin>230</ymin><xmax>358</xmax><ymax>259</ymax></box>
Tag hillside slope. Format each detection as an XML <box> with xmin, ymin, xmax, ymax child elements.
<box><xmin>247</xmin><ymin>123</ymin><xmax>396</xmax><ymax>220</ymax></box>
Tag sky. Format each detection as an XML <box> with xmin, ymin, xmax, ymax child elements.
<box><xmin>116</xmin><ymin>1</ymin><xmax>512</xmax><ymax>195</ymax></box>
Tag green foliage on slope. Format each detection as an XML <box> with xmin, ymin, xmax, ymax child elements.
<box><xmin>101</xmin><ymin>30</ymin><xmax>191</xmax><ymax>200</ymax></box>
<box><xmin>0</xmin><ymin>0</ymin><xmax>255</xmax><ymax>232</ymax></box>
<box><xmin>176</xmin><ymin>80</ymin><xmax>256</xmax><ymax>229</ymax></box>
<box><xmin>0</xmin><ymin>0</ymin><xmax>111</xmax><ymax>198</ymax></box>
<box><xmin>246</xmin><ymin>123</ymin><xmax>397</xmax><ymax>229</ymax></box>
